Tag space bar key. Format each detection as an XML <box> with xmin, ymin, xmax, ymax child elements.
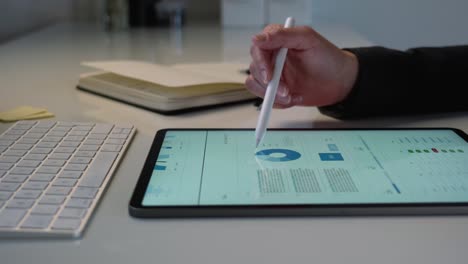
<box><xmin>79</xmin><ymin>152</ymin><xmax>118</xmax><ymax>188</ymax></box>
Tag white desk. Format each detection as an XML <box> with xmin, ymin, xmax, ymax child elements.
<box><xmin>1</xmin><ymin>23</ymin><xmax>467</xmax><ymax>264</ymax></box>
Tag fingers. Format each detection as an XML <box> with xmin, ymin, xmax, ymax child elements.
<box><xmin>245</xmin><ymin>76</ymin><xmax>294</xmax><ymax>106</ymax></box>
<box><xmin>252</xmin><ymin>25</ymin><xmax>319</xmax><ymax>51</ymax></box>
<box><xmin>250</xmin><ymin>43</ymin><xmax>273</xmax><ymax>83</ymax></box>
<box><xmin>245</xmin><ymin>75</ymin><xmax>267</xmax><ymax>98</ymax></box>
<box><xmin>249</xmin><ymin>61</ymin><xmax>268</xmax><ymax>85</ymax></box>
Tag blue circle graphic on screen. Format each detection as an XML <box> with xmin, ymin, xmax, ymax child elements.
<box><xmin>255</xmin><ymin>149</ymin><xmax>301</xmax><ymax>162</ymax></box>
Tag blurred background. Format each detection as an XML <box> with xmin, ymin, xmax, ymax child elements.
<box><xmin>1</xmin><ymin>0</ymin><xmax>468</xmax><ymax>50</ymax></box>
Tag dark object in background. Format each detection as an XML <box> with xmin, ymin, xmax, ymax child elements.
<box><xmin>128</xmin><ymin>0</ymin><xmax>159</xmax><ymax>27</ymax></box>
<box><xmin>128</xmin><ymin>0</ymin><xmax>186</xmax><ymax>27</ymax></box>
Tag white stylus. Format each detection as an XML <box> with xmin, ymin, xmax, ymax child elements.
<box><xmin>255</xmin><ymin>17</ymin><xmax>295</xmax><ymax>148</ymax></box>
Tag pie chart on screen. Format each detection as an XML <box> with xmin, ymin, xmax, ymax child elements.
<box><xmin>255</xmin><ymin>149</ymin><xmax>301</xmax><ymax>162</ymax></box>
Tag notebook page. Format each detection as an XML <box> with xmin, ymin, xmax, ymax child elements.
<box><xmin>82</xmin><ymin>61</ymin><xmax>232</xmax><ymax>87</ymax></box>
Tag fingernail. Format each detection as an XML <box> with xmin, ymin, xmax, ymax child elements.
<box><xmin>292</xmin><ymin>96</ymin><xmax>303</xmax><ymax>105</ymax></box>
<box><xmin>261</xmin><ymin>69</ymin><xmax>268</xmax><ymax>84</ymax></box>
<box><xmin>277</xmin><ymin>95</ymin><xmax>291</xmax><ymax>105</ymax></box>
<box><xmin>278</xmin><ymin>87</ymin><xmax>289</xmax><ymax>97</ymax></box>
<box><xmin>253</xmin><ymin>34</ymin><xmax>267</xmax><ymax>42</ymax></box>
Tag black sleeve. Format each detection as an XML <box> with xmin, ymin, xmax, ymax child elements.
<box><xmin>318</xmin><ymin>46</ymin><xmax>468</xmax><ymax>119</ymax></box>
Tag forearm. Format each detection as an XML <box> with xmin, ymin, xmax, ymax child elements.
<box><xmin>319</xmin><ymin>46</ymin><xmax>468</xmax><ymax>119</ymax></box>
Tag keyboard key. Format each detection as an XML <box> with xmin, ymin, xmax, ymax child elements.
<box><xmin>42</xmin><ymin>136</ymin><xmax>63</xmax><ymax>142</ymax></box>
<box><xmin>2</xmin><ymin>135</ymin><xmax>21</xmax><ymax>141</ymax></box>
<box><xmin>0</xmin><ymin>140</ymin><xmax>14</xmax><ymax>146</ymax></box>
<box><xmin>66</xmin><ymin>198</ymin><xmax>92</xmax><ymax>208</ymax></box>
<box><xmin>79</xmin><ymin>145</ymin><xmax>100</xmax><ymax>151</ymax></box>
<box><xmin>31</xmin><ymin>204</ymin><xmax>60</xmax><ymax>215</ymax></box>
<box><xmin>0</xmin><ymin>208</ymin><xmax>27</xmax><ymax>227</ymax></box>
<box><xmin>0</xmin><ymin>170</ymin><xmax>7</xmax><ymax>178</ymax></box>
<box><xmin>0</xmin><ymin>163</ymin><xmax>13</xmax><ymax>170</ymax></box>
<box><xmin>72</xmin><ymin>187</ymin><xmax>98</xmax><ymax>199</ymax></box>
<box><xmin>74</xmin><ymin>126</ymin><xmax>93</xmax><ymax>132</ymax></box>
<box><xmin>3</xmin><ymin>174</ymin><xmax>29</xmax><ymax>183</ymax></box>
<box><xmin>64</xmin><ymin>135</ymin><xmax>85</xmax><ymax>142</ymax></box>
<box><xmin>46</xmin><ymin>186</ymin><xmax>72</xmax><ymax>196</ymax></box>
<box><xmin>6</xmin><ymin>129</ymin><xmax>27</xmax><ymax>135</ymax></box>
<box><xmin>105</xmin><ymin>138</ymin><xmax>126</xmax><ymax>145</ymax></box>
<box><xmin>11</xmin><ymin>143</ymin><xmax>33</xmax><ymax>150</ymax></box>
<box><xmin>52</xmin><ymin>126</ymin><xmax>71</xmax><ymax>132</ymax></box>
<box><xmin>30</xmin><ymin>173</ymin><xmax>55</xmax><ymax>182</ymax></box>
<box><xmin>74</xmin><ymin>151</ymin><xmax>96</xmax><ymax>158</ymax></box>
<box><xmin>69</xmin><ymin>157</ymin><xmax>92</xmax><ymax>164</ymax></box>
<box><xmin>30</xmin><ymin>127</ymin><xmax>50</xmax><ymax>134</ymax></box>
<box><xmin>52</xmin><ymin>218</ymin><xmax>81</xmax><ymax>230</ymax></box>
<box><xmin>6</xmin><ymin>199</ymin><xmax>35</xmax><ymax>209</ymax></box>
<box><xmin>109</xmin><ymin>134</ymin><xmax>127</xmax><ymax>139</ymax></box>
<box><xmin>15</xmin><ymin>121</ymin><xmax>36</xmax><ymax>129</ymax></box>
<box><xmin>69</xmin><ymin>131</ymin><xmax>88</xmax><ymax>136</ymax></box>
<box><xmin>7</xmin><ymin>129</ymin><xmax>28</xmax><ymax>135</ymax></box>
<box><xmin>101</xmin><ymin>144</ymin><xmax>122</xmax><ymax>152</ymax></box>
<box><xmin>17</xmin><ymin>138</ymin><xmax>39</xmax><ymax>144</ymax></box>
<box><xmin>24</xmin><ymin>132</ymin><xmax>45</xmax><ymax>139</ymax></box>
<box><xmin>83</xmin><ymin>139</ymin><xmax>104</xmax><ymax>145</ymax></box>
<box><xmin>64</xmin><ymin>164</ymin><xmax>87</xmax><ymax>171</ymax></box>
<box><xmin>42</xmin><ymin>159</ymin><xmax>66</xmax><ymax>167</ymax></box>
<box><xmin>36</xmin><ymin>166</ymin><xmax>61</xmax><ymax>174</ymax></box>
<box><xmin>87</xmin><ymin>134</ymin><xmax>107</xmax><ymax>140</ymax></box>
<box><xmin>54</xmin><ymin>147</ymin><xmax>75</xmax><ymax>153</ymax></box>
<box><xmin>60</xmin><ymin>141</ymin><xmax>81</xmax><ymax>148</ymax></box>
<box><xmin>52</xmin><ymin>179</ymin><xmax>77</xmax><ymax>187</ymax></box>
<box><xmin>34</xmin><ymin>121</ymin><xmax>54</xmax><ymax>128</ymax></box>
<box><xmin>22</xmin><ymin>181</ymin><xmax>49</xmax><ymax>191</ymax></box>
<box><xmin>60</xmin><ymin>208</ymin><xmax>87</xmax><ymax>219</ymax></box>
<box><xmin>21</xmin><ymin>214</ymin><xmax>53</xmax><ymax>229</ymax></box>
<box><xmin>0</xmin><ymin>156</ymin><xmax>20</xmax><ymax>163</ymax></box>
<box><xmin>48</xmin><ymin>131</ymin><xmax>67</xmax><ymax>137</ymax></box>
<box><xmin>16</xmin><ymin>160</ymin><xmax>41</xmax><ymax>168</ymax></box>
<box><xmin>30</xmin><ymin>147</ymin><xmax>52</xmax><ymax>154</ymax></box>
<box><xmin>0</xmin><ymin>182</ymin><xmax>21</xmax><ymax>192</ymax></box>
<box><xmin>57</xmin><ymin>171</ymin><xmax>82</xmax><ymax>179</ymax></box>
<box><xmin>9</xmin><ymin>167</ymin><xmax>35</xmax><ymax>175</ymax></box>
<box><xmin>36</xmin><ymin>142</ymin><xmax>58</xmax><ymax>148</ymax></box>
<box><xmin>48</xmin><ymin>153</ymin><xmax>71</xmax><ymax>160</ymax></box>
<box><xmin>79</xmin><ymin>152</ymin><xmax>117</xmax><ymax>188</ymax></box>
<box><xmin>23</xmin><ymin>153</ymin><xmax>47</xmax><ymax>161</ymax></box>
<box><xmin>39</xmin><ymin>195</ymin><xmax>66</xmax><ymax>205</ymax></box>
<box><xmin>4</xmin><ymin>149</ymin><xmax>28</xmax><ymax>156</ymax></box>
<box><xmin>0</xmin><ymin>146</ymin><xmax>7</xmax><ymax>153</ymax></box>
<box><xmin>15</xmin><ymin>190</ymin><xmax>42</xmax><ymax>199</ymax></box>
<box><xmin>0</xmin><ymin>191</ymin><xmax>13</xmax><ymax>200</ymax></box>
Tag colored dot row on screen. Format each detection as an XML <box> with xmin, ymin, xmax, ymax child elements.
<box><xmin>408</xmin><ymin>149</ymin><xmax>464</xmax><ymax>153</ymax></box>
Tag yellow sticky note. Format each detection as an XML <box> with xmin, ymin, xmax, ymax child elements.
<box><xmin>0</xmin><ymin>106</ymin><xmax>55</xmax><ymax>122</ymax></box>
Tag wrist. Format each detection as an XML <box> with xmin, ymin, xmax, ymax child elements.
<box><xmin>335</xmin><ymin>50</ymin><xmax>358</xmax><ymax>104</ymax></box>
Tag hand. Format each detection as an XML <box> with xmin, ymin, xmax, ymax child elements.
<box><xmin>246</xmin><ymin>24</ymin><xmax>359</xmax><ymax>108</ymax></box>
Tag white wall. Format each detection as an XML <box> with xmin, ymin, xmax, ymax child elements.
<box><xmin>2</xmin><ymin>0</ymin><xmax>467</xmax><ymax>50</ymax></box>
<box><xmin>0</xmin><ymin>0</ymin><xmax>72</xmax><ymax>43</ymax></box>
<box><xmin>310</xmin><ymin>0</ymin><xmax>468</xmax><ymax>50</ymax></box>
<box><xmin>0</xmin><ymin>0</ymin><xmax>219</xmax><ymax>43</ymax></box>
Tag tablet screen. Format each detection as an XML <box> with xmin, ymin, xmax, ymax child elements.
<box><xmin>142</xmin><ymin>130</ymin><xmax>468</xmax><ymax>206</ymax></box>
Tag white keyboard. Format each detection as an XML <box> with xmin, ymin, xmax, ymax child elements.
<box><xmin>0</xmin><ymin>121</ymin><xmax>135</xmax><ymax>238</ymax></box>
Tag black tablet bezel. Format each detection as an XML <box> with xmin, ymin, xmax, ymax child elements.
<box><xmin>129</xmin><ymin>128</ymin><xmax>468</xmax><ymax>218</ymax></box>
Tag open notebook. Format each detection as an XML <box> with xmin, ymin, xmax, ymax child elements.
<box><xmin>77</xmin><ymin>61</ymin><xmax>256</xmax><ymax>114</ymax></box>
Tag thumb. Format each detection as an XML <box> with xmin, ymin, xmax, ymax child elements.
<box><xmin>252</xmin><ymin>25</ymin><xmax>319</xmax><ymax>50</ymax></box>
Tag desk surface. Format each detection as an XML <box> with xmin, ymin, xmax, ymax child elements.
<box><xmin>1</xmin><ymin>23</ymin><xmax>467</xmax><ymax>264</ymax></box>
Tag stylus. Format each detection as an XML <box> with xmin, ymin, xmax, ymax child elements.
<box><xmin>255</xmin><ymin>17</ymin><xmax>295</xmax><ymax>148</ymax></box>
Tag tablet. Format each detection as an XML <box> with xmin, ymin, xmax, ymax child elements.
<box><xmin>129</xmin><ymin>128</ymin><xmax>468</xmax><ymax>217</ymax></box>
